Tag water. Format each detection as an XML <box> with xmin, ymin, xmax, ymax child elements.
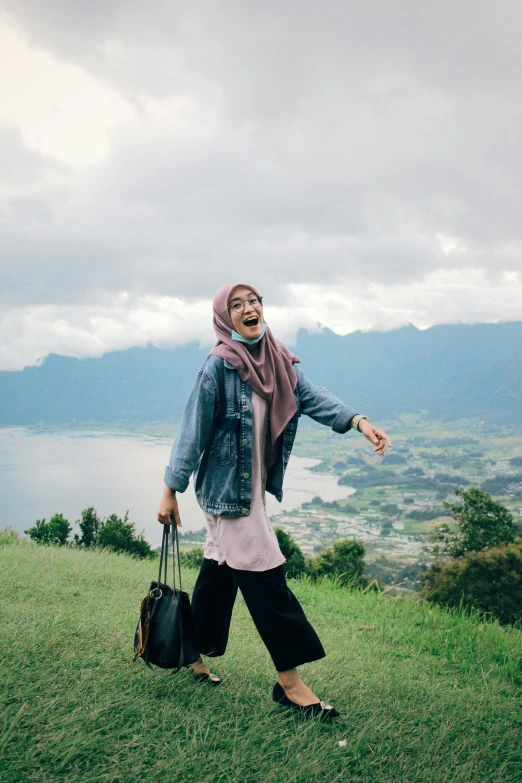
<box><xmin>0</xmin><ymin>428</ymin><xmax>354</xmax><ymax>547</ymax></box>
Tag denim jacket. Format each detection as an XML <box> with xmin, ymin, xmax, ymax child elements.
<box><xmin>164</xmin><ymin>354</ymin><xmax>358</xmax><ymax>517</ymax></box>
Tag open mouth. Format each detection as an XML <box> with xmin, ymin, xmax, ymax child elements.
<box><xmin>243</xmin><ymin>316</ymin><xmax>259</xmax><ymax>328</ymax></box>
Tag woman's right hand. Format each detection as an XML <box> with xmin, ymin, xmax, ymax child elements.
<box><xmin>157</xmin><ymin>485</ymin><xmax>182</xmax><ymax>527</ymax></box>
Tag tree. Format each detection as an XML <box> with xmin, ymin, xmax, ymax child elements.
<box><xmin>307</xmin><ymin>539</ymin><xmax>367</xmax><ymax>587</ymax></box>
<box><xmin>430</xmin><ymin>487</ymin><xmax>518</xmax><ymax>559</ymax></box>
<box><xmin>273</xmin><ymin>527</ymin><xmax>307</xmax><ymax>579</ymax></box>
<box><xmin>421</xmin><ymin>538</ymin><xmax>522</xmax><ymax>626</ymax></box>
<box><xmin>97</xmin><ymin>510</ymin><xmax>154</xmax><ymax>559</ymax></box>
<box><xmin>25</xmin><ymin>513</ymin><xmax>71</xmax><ymax>546</ymax></box>
<box><xmin>74</xmin><ymin>506</ymin><xmax>102</xmax><ymax>547</ymax></box>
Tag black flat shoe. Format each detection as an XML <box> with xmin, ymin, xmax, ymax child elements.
<box><xmin>185</xmin><ymin>665</ymin><xmax>222</xmax><ymax>686</ymax></box>
<box><xmin>272</xmin><ymin>681</ymin><xmax>340</xmax><ymax>719</ymax></box>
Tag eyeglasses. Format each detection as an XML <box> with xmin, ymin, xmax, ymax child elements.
<box><xmin>227</xmin><ymin>296</ymin><xmax>263</xmax><ymax>313</ymax></box>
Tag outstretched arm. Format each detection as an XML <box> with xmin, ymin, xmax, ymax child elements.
<box><xmin>295</xmin><ymin>366</ymin><xmax>391</xmax><ymax>455</ymax></box>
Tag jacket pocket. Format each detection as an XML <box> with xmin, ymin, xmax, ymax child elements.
<box><xmin>209</xmin><ymin>415</ymin><xmax>239</xmax><ymax>465</ymax></box>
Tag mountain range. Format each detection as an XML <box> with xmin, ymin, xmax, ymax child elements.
<box><xmin>1</xmin><ymin>321</ymin><xmax>521</xmax><ymax>426</ymax></box>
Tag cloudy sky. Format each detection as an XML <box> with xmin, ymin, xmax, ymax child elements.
<box><xmin>1</xmin><ymin>1</ymin><xmax>521</xmax><ymax>371</ymax></box>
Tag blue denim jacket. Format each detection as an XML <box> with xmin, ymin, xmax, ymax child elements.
<box><xmin>164</xmin><ymin>354</ymin><xmax>358</xmax><ymax>517</ymax></box>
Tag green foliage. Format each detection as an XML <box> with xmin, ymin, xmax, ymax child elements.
<box><xmin>404</xmin><ymin>466</ymin><xmax>425</xmax><ymax>477</ymax></box>
<box><xmin>74</xmin><ymin>506</ymin><xmax>102</xmax><ymax>547</ymax></box>
<box><xmin>97</xmin><ymin>511</ymin><xmax>154</xmax><ymax>559</ymax></box>
<box><xmin>178</xmin><ymin>546</ymin><xmax>204</xmax><ymax>569</ymax></box>
<box><xmin>509</xmin><ymin>456</ymin><xmax>522</xmax><ymax>467</ymax></box>
<box><xmin>381</xmin><ymin>502</ymin><xmax>399</xmax><ymax>514</ymax></box>
<box><xmin>421</xmin><ymin>538</ymin><xmax>522</xmax><ymax>626</ymax></box>
<box><xmin>273</xmin><ymin>526</ymin><xmax>307</xmax><ymax>579</ymax></box>
<box><xmin>430</xmin><ymin>488</ymin><xmax>518</xmax><ymax>559</ymax></box>
<box><xmin>25</xmin><ymin>513</ymin><xmax>71</xmax><ymax>546</ymax></box>
<box><xmin>0</xmin><ymin>526</ymin><xmax>19</xmax><ymax>545</ymax></box>
<box><xmin>481</xmin><ymin>473</ymin><xmax>522</xmax><ymax>495</ymax></box>
<box><xmin>434</xmin><ymin>472</ymin><xmax>470</xmax><ymax>486</ymax></box>
<box><xmin>24</xmin><ymin>507</ymin><xmax>154</xmax><ymax>560</ymax></box>
<box><xmin>406</xmin><ymin>507</ymin><xmax>444</xmax><ymax>521</ymax></box>
<box><xmin>306</xmin><ymin>539</ymin><xmax>367</xmax><ymax>587</ymax></box>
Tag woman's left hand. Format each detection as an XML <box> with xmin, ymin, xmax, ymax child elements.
<box><xmin>358</xmin><ymin>420</ymin><xmax>392</xmax><ymax>456</ymax></box>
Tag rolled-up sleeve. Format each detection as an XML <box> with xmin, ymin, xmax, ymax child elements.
<box><xmin>164</xmin><ymin>370</ymin><xmax>217</xmax><ymax>493</ymax></box>
<box><xmin>295</xmin><ymin>366</ymin><xmax>358</xmax><ymax>434</ymax></box>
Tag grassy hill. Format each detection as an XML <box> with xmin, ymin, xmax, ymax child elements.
<box><xmin>1</xmin><ymin>538</ymin><xmax>521</xmax><ymax>783</ymax></box>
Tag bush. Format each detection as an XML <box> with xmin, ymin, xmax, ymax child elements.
<box><xmin>179</xmin><ymin>546</ymin><xmax>204</xmax><ymax>569</ymax></box>
<box><xmin>74</xmin><ymin>506</ymin><xmax>102</xmax><ymax>548</ymax></box>
<box><xmin>273</xmin><ymin>527</ymin><xmax>307</xmax><ymax>579</ymax></box>
<box><xmin>25</xmin><ymin>506</ymin><xmax>155</xmax><ymax>560</ymax></box>
<box><xmin>0</xmin><ymin>527</ymin><xmax>20</xmax><ymax>545</ymax></box>
<box><xmin>97</xmin><ymin>512</ymin><xmax>154</xmax><ymax>559</ymax></box>
<box><xmin>306</xmin><ymin>539</ymin><xmax>367</xmax><ymax>588</ymax></box>
<box><xmin>421</xmin><ymin>538</ymin><xmax>522</xmax><ymax>626</ymax></box>
<box><xmin>25</xmin><ymin>514</ymin><xmax>71</xmax><ymax>546</ymax></box>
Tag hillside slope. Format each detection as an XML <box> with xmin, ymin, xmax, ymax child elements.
<box><xmin>1</xmin><ymin>321</ymin><xmax>522</xmax><ymax>426</ymax></box>
<box><xmin>1</xmin><ymin>539</ymin><xmax>520</xmax><ymax>783</ymax></box>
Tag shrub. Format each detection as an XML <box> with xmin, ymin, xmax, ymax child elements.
<box><xmin>0</xmin><ymin>527</ymin><xmax>20</xmax><ymax>545</ymax></box>
<box><xmin>179</xmin><ymin>547</ymin><xmax>204</xmax><ymax>569</ymax></box>
<box><xmin>306</xmin><ymin>539</ymin><xmax>367</xmax><ymax>588</ymax></box>
<box><xmin>421</xmin><ymin>538</ymin><xmax>522</xmax><ymax>626</ymax></box>
<box><xmin>273</xmin><ymin>527</ymin><xmax>307</xmax><ymax>579</ymax></box>
<box><xmin>97</xmin><ymin>511</ymin><xmax>154</xmax><ymax>559</ymax></box>
<box><xmin>74</xmin><ymin>506</ymin><xmax>102</xmax><ymax>548</ymax></box>
<box><xmin>25</xmin><ymin>514</ymin><xmax>71</xmax><ymax>546</ymax></box>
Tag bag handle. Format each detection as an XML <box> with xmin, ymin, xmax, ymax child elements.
<box><xmin>156</xmin><ymin>518</ymin><xmax>183</xmax><ymax>592</ymax></box>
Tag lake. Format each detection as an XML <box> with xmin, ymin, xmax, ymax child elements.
<box><xmin>0</xmin><ymin>428</ymin><xmax>354</xmax><ymax>547</ymax></box>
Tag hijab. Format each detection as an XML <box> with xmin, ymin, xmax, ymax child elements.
<box><xmin>209</xmin><ymin>283</ymin><xmax>300</xmax><ymax>446</ymax></box>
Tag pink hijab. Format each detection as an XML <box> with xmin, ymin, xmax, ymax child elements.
<box><xmin>209</xmin><ymin>283</ymin><xmax>300</xmax><ymax>446</ymax></box>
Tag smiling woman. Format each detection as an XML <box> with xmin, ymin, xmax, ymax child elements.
<box><xmin>157</xmin><ymin>281</ymin><xmax>391</xmax><ymax>719</ymax></box>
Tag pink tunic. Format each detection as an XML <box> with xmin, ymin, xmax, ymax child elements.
<box><xmin>202</xmin><ymin>391</ymin><xmax>286</xmax><ymax>571</ymax></box>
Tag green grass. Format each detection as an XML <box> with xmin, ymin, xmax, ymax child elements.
<box><xmin>1</xmin><ymin>539</ymin><xmax>521</xmax><ymax>783</ymax></box>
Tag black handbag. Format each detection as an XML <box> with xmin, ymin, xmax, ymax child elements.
<box><xmin>133</xmin><ymin>518</ymin><xmax>201</xmax><ymax>673</ymax></box>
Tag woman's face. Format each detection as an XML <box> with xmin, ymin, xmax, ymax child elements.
<box><xmin>228</xmin><ymin>285</ymin><xmax>264</xmax><ymax>340</ymax></box>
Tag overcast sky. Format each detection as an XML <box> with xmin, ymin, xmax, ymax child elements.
<box><xmin>1</xmin><ymin>1</ymin><xmax>521</xmax><ymax>370</ymax></box>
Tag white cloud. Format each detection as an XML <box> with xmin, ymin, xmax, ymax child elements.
<box><xmin>1</xmin><ymin>2</ymin><xmax>522</xmax><ymax>370</ymax></box>
<box><xmin>0</xmin><ymin>20</ymin><xmax>133</xmax><ymax>166</ymax></box>
<box><xmin>2</xmin><ymin>270</ymin><xmax>521</xmax><ymax>371</ymax></box>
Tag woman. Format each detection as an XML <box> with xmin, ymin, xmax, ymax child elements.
<box><xmin>157</xmin><ymin>283</ymin><xmax>391</xmax><ymax>719</ymax></box>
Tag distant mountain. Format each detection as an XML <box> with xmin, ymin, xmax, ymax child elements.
<box><xmin>1</xmin><ymin>322</ymin><xmax>521</xmax><ymax>426</ymax></box>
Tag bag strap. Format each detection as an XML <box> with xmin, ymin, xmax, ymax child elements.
<box><xmin>168</xmin><ymin>516</ymin><xmax>183</xmax><ymax>592</ymax></box>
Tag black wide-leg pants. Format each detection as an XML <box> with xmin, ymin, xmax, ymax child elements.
<box><xmin>190</xmin><ymin>557</ymin><xmax>326</xmax><ymax>672</ymax></box>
